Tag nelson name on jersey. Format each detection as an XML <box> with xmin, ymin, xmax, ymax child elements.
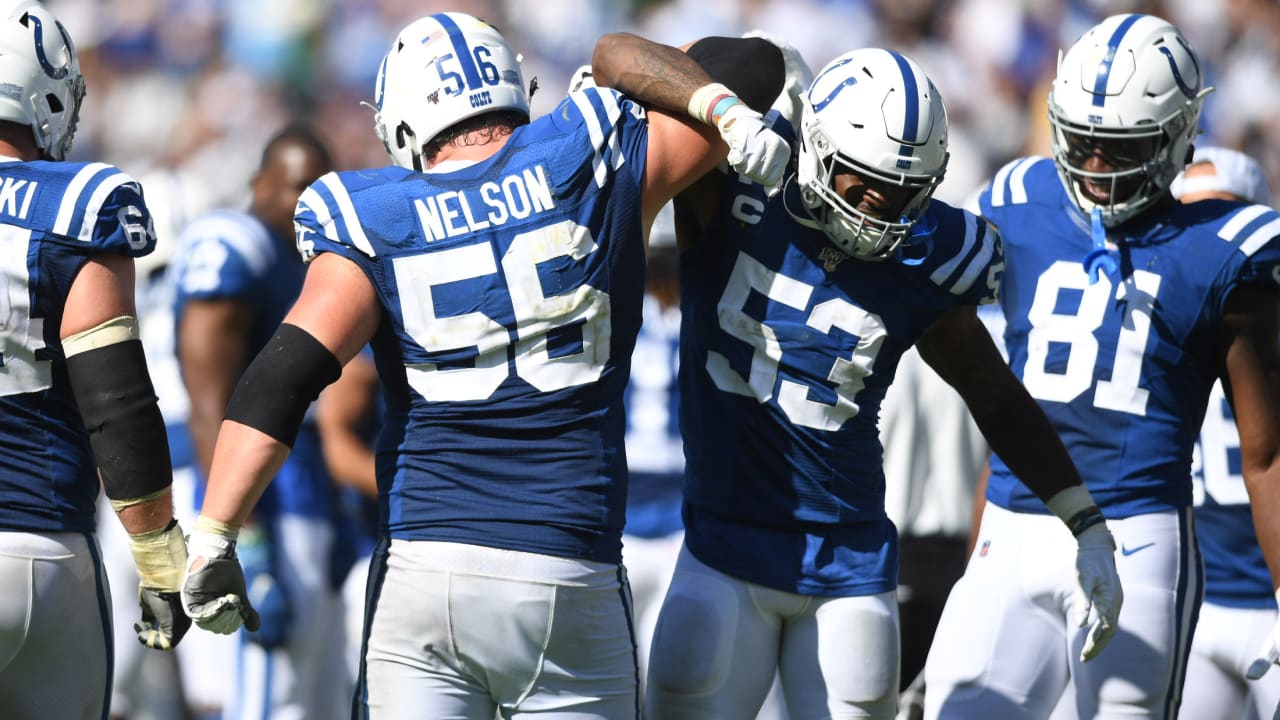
<box><xmin>414</xmin><ymin>164</ymin><xmax>555</xmax><ymax>242</ymax></box>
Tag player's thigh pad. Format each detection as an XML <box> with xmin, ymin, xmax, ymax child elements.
<box><xmin>779</xmin><ymin>589</ymin><xmax>900</xmax><ymax>720</ymax></box>
<box><xmin>646</xmin><ymin>545</ymin><xmax>782</xmax><ymax>718</ymax></box>
<box><xmin>0</xmin><ymin>532</ymin><xmax>111</xmax><ymax>719</ymax></box>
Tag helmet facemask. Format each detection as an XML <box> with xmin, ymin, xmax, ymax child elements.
<box><xmin>1047</xmin><ymin>14</ymin><xmax>1209</xmax><ymax>228</ymax></box>
<box><xmin>799</xmin><ymin>131</ymin><xmax>942</xmax><ymax>260</ymax></box>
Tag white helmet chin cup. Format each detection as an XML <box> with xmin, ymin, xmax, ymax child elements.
<box><xmin>795</xmin><ymin>48</ymin><xmax>948</xmax><ymax>260</ymax></box>
<box><xmin>1048</xmin><ymin>13</ymin><xmax>1210</xmax><ymax>227</ymax></box>
<box><xmin>373</xmin><ymin>12</ymin><xmax>530</xmax><ymax>170</ymax></box>
<box><xmin>0</xmin><ymin>0</ymin><xmax>84</xmax><ymax>161</ymax></box>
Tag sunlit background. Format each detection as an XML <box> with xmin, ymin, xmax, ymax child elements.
<box><xmin>48</xmin><ymin>0</ymin><xmax>1280</xmax><ymax>238</ymax></box>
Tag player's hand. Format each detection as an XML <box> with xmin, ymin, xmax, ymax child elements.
<box><xmin>1246</xmin><ymin>594</ymin><xmax>1280</xmax><ymax>679</ymax></box>
<box><xmin>237</xmin><ymin>526</ymin><xmax>292</xmax><ymax>649</ymax></box>
<box><xmin>1072</xmin><ymin>522</ymin><xmax>1123</xmax><ymax>662</ymax></box>
<box><xmin>136</xmin><ymin>586</ymin><xmax>190</xmax><ymax>650</ymax></box>
<box><xmin>182</xmin><ymin>519</ymin><xmax>260</xmax><ymax>635</ymax></box>
<box><xmin>715</xmin><ymin>103</ymin><xmax>790</xmax><ymax>195</ymax></box>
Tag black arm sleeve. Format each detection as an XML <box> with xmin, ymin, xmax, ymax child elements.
<box><xmin>686</xmin><ymin>36</ymin><xmax>785</xmax><ymax>114</ymax></box>
<box><xmin>65</xmin><ymin>339</ymin><xmax>173</xmax><ymax>501</ymax></box>
<box><xmin>223</xmin><ymin>323</ymin><xmax>343</xmax><ymax>448</ymax></box>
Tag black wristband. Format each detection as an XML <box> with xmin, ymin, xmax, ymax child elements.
<box><xmin>223</xmin><ymin>323</ymin><xmax>343</xmax><ymax>447</ymax></box>
<box><xmin>1066</xmin><ymin>506</ymin><xmax>1106</xmax><ymax>538</ymax></box>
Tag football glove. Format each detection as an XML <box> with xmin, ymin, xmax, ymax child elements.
<box><xmin>690</xmin><ymin>83</ymin><xmax>790</xmax><ymax>195</ymax></box>
<box><xmin>182</xmin><ymin>516</ymin><xmax>260</xmax><ymax>635</ymax></box>
<box><xmin>128</xmin><ymin>519</ymin><xmax>191</xmax><ymax>650</ymax></box>
<box><xmin>1245</xmin><ymin>589</ymin><xmax>1280</xmax><ymax>679</ymax></box>
<box><xmin>237</xmin><ymin>525</ymin><xmax>292</xmax><ymax>649</ymax></box>
<box><xmin>1072</xmin><ymin>522</ymin><xmax>1123</xmax><ymax>662</ymax></box>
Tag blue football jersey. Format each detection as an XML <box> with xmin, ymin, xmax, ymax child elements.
<box><xmin>680</xmin><ymin>170</ymin><xmax>1002</xmax><ymax>597</ymax></box>
<box><xmin>171</xmin><ymin>209</ymin><xmax>332</xmax><ymax>519</ymax></box>
<box><xmin>982</xmin><ymin>157</ymin><xmax>1280</xmax><ymax>517</ymax></box>
<box><xmin>0</xmin><ymin>160</ymin><xmax>157</xmax><ymax>533</ymax></box>
<box><xmin>1193</xmin><ymin>381</ymin><xmax>1275</xmax><ymax>608</ymax></box>
<box><xmin>293</xmin><ymin>87</ymin><xmax>650</xmax><ymax>564</ymax></box>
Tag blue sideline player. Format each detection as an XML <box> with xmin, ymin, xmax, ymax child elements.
<box><xmin>179</xmin><ymin>11</ymin><xmax>791</xmax><ymax>719</ymax></box>
<box><xmin>926</xmin><ymin>15</ymin><xmax>1280</xmax><ymax>719</ymax></box>
<box><xmin>172</xmin><ymin>124</ymin><xmax>349</xmax><ymax>718</ymax></box>
<box><xmin>592</xmin><ymin>33</ymin><xmax>1124</xmax><ymax>719</ymax></box>
<box><xmin>0</xmin><ymin>1</ymin><xmax>190</xmax><ymax>716</ymax></box>
<box><xmin>1170</xmin><ymin>146</ymin><xmax>1280</xmax><ymax>720</ymax></box>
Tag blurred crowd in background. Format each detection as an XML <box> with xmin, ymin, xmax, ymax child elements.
<box><xmin>47</xmin><ymin>0</ymin><xmax>1280</xmax><ymax>238</ymax></box>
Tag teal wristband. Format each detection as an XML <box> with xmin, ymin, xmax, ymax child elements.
<box><xmin>709</xmin><ymin>95</ymin><xmax>740</xmax><ymax>126</ymax></box>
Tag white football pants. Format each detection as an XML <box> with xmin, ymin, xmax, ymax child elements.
<box><xmin>925</xmin><ymin>505</ymin><xmax>1202</xmax><ymax>720</ymax></box>
<box><xmin>358</xmin><ymin>539</ymin><xmax>639</xmax><ymax>719</ymax></box>
<box><xmin>646</xmin><ymin>544</ymin><xmax>899</xmax><ymax>719</ymax></box>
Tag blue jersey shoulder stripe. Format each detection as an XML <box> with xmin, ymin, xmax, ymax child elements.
<box><xmin>568</xmin><ymin>87</ymin><xmax>626</xmax><ymax>189</ymax></box>
<box><xmin>1217</xmin><ymin>204</ymin><xmax>1280</xmax><ymax>257</ymax></box>
<box><xmin>315</xmin><ymin>173</ymin><xmax>376</xmax><ymax>257</ymax></box>
<box><xmin>947</xmin><ymin>216</ymin><xmax>997</xmax><ymax>296</ymax></box>
<box><xmin>296</xmin><ymin>173</ymin><xmax>376</xmax><ymax>259</ymax></box>
<box><xmin>73</xmin><ymin>172</ymin><xmax>136</xmax><ymax>243</ymax></box>
<box><xmin>989</xmin><ymin>157</ymin><xmax>1042</xmax><ymax>208</ymax></box>
<box><xmin>929</xmin><ymin>211</ymin><xmax>982</xmax><ymax>290</ymax></box>
<box><xmin>52</xmin><ymin>162</ymin><xmax>113</xmax><ymax>237</ymax></box>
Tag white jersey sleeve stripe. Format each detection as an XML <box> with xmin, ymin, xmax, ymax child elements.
<box><xmin>75</xmin><ymin>173</ymin><xmax>133</xmax><ymax>242</ymax></box>
<box><xmin>989</xmin><ymin>160</ymin><xmax>1017</xmax><ymax>208</ymax></box>
<box><xmin>53</xmin><ymin>162</ymin><xmax>110</xmax><ymax>236</ymax></box>
<box><xmin>317</xmin><ymin>174</ymin><xmax>376</xmax><ymax>257</ymax></box>
<box><xmin>951</xmin><ymin>217</ymin><xmax>996</xmax><ymax>296</ymax></box>
<box><xmin>1240</xmin><ymin>216</ymin><xmax>1280</xmax><ymax>257</ymax></box>
<box><xmin>1007</xmin><ymin>158</ymin><xmax>1036</xmax><ymax>206</ymax></box>
<box><xmin>930</xmin><ymin>211</ymin><xmax>979</xmax><ymax>286</ymax></box>
<box><xmin>570</xmin><ymin>91</ymin><xmax>609</xmax><ymax>188</ymax></box>
<box><xmin>571</xmin><ymin>88</ymin><xmax>624</xmax><ymax>188</ymax></box>
<box><xmin>1217</xmin><ymin>204</ymin><xmax>1271</xmax><ymax>244</ymax></box>
<box><xmin>601</xmin><ymin>90</ymin><xmax>627</xmax><ymax>171</ymax></box>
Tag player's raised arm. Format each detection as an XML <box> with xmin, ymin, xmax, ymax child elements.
<box><xmin>591</xmin><ymin>31</ymin><xmax>790</xmax><ymax>213</ymax></box>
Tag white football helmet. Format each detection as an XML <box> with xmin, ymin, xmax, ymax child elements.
<box><xmin>1048</xmin><ymin>14</ymin><xmax>1211</xmax><ymax>227</ymax></box>
<box><xmin>796</xmin><ymin>48</ymin><xmax>948</xmax><ymax>260</ymax></box>
<box><xmin>0</xmin><ymin>0</ymin><xmax>83</xmax><ymax>161</ymax></box>
<box><xmin>373</xmin><ymin>12</ymin><xmax>529</xmax><ymax>170</ymax></box>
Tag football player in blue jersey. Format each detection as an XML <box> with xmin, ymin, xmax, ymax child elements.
<box><xmin>1170</xmin><ymin>147</ymin><xmax>1280</xmax><ymax>720</ymax></box>
<box><xmin>0</xmin><ymin>1</ymin><xmax>191</xmax><ymax>716</ymax></box>
<box><xmin>172</xmin><ymin>124</ymin><xmax>351</xmax><ymax>719</ymax></box>
<box><xmin>925</xmin><ymin>15</ymin><xmax>1280</xmax><ymax>719</ymax></box>
<box><xmin>591</xmin><ymin>33</ymin><xmax>1123</xmax><ymax>720</ymax></box>
<box><xmin>178</xmin><ymin>11</ymin><xmax>791</xmax><ymax>719</ymax></box>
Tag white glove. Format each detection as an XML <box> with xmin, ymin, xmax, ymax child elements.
<box><xmin>1072</xmin><ymin>522</ymin><xmax>1123</xmax><ymax>662</ymax></box>
<box><xmin>689</xmin><ymin>83</ymin><xmax>790</xmax><ymax>195</ymax></box>
<box><xmin>181</xmin><ymin>517</ymin><xmax>260</xmax><ymax>635</ymax></box>
<box><xmin>1245</xmin><ymin>590</ymin><xmax>1280</xmax><ymax>679</ymax></box>
<box><xmin>716</xmin><ymin>103</ymin><xmax>790</xmax><ymax>194</ymax></box>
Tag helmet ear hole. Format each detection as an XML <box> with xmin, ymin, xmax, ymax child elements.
<box><xmin>45</xmin><ymin>94</ymin><xmax>62</xmax><ymax>113</ymax></box>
